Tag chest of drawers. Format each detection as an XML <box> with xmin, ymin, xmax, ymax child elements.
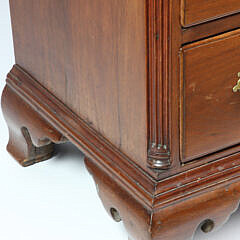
<box><xmin>2</xmin><ymin>1</ymin><xmax>240</xmax><ymax>239</ymax></box>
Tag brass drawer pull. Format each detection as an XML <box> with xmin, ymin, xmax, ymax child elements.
<box><xmin>233</xmin><ymin>73</ymin><xmax>240</xmax><ymax>92</ymax></box>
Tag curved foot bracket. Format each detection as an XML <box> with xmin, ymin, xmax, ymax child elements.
<box><xmin>85</xmin><ymin>156</ymin><xmax>240</xmax><ymax>240</ymax></box>
<box><xmin>2</xmin><ymin>84</ymin><xmax>67</xmax><ymax>167</ymax></box>
<box><xmin>2</xmin><ymin>65</ymin><xmax>240</xmax><ymax>240</ymax></box>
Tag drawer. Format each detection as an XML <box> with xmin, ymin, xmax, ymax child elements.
<box><xmin>181</xmin><ymin>0</ymin><xmax>240</xmax><ymax>27</ymax></box>
<box><xmin>180</xmin><ymin>29</ymin><xmax>240</xmax><ymax>163</ymax></box>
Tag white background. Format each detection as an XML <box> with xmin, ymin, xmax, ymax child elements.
<box><xmin>0</xmin><ymin>1</ymin><xmax>239</xmax><ymax>239</ymax></box>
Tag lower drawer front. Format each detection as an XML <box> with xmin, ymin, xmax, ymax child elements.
<box><xmin>181</xmin><ymin>29</ymin><xmax>240</xmax><ymax>163</ymax></box>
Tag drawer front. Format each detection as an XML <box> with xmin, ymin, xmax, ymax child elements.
<box><xmin>181</xmin><ymin>29</ymin><xmax>240</xmax><ymax>163</ymax></box>
<box><xmin>181</xmin><ymin>0</ymin><xmax>240</xmax><ymax>27</ymax></box>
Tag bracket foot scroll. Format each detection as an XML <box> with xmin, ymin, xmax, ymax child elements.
<box><xmin>2</xmin><ymin>84</ymin><xmax>67</xmax><ymax>167</ymax></box>
<box><xmin>85</xmin><ymin>156</ymin><xmax>240</xmax><ymax>240</ymax></box>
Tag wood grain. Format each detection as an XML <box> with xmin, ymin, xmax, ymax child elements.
<box><xmin>181</xmin><ymin>29</ymin><xmax>240</xmax><ymax>162</ymax></box>
<box><xmin>182</xmin><ymin>13</ymin><xmax>240</xmax><ymax>44</ymax></box>
<box><xmin>1</xmin><ymin>83</ymin><xmax>66</xmax><ymax>166</ymax></box>
<box><xmin>86</xmin><ymin>156</ymin><xmax>240</xmax><ymax>240</ymax></box>
<box><xmin>181</xmin><ymin>0</ymin><xmax>240</xmax><ymax>27</ymax></box>
<box><xmin>4</xmin><ymin>1</ymin><xmax>240</xmax><ymax>239</ymax></box>
<box><xmin>9</xmin><ymin>0</ymin><xmax>148</xmax><ymax>170</ymax></box>
<box><xmin>147</xmin><ymin>0</ymin><xmax>171</xmax><ymax>169</ymax></box>
<box><xmin>6</xmin><ymin>64</ymin><xmax>240</xmax><ymax>209</ymax></box>
<box><xmin>4</xmin><ymin>60</ymin><xmax>240</xmax><ymax>240</ymax></box>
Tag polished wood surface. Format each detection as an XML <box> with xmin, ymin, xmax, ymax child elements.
<box><xmin>181</xmin><ymin>29</ymin><xmax>240</xmax><ymax>162</ymax></box>
<box><xmin>3</xmin><ymin>64</ymin><xmax>240</xmax><ymax>240</ymax></box>
<box><xmin>182</xmin><ymin>13</ymin><xmax>240</xmax><ymax>44</ymax></box>
<box><xmin>181</xmin><ymin>0</ymin><xmax>240</xmax><ymax>27</ymax></box>
<box><xmin>86</xmin><ymin>156</ymin><xmax>240</xmax><ymax>240</ymax></box>
<box><xmin>147</xmin><ymin>0</ymin><xmax>172</xmax><ymax>169</ymax></box>
<box><xmin>2</xmin><ymin>83</ymin><xmax>67</xmax><ymax>166</ymax></box>
<box><xmin>3</xmin><ymin>0</ymin><xmax>240</xmax><ymax>239</ymax></box>
<box><xmin>10</xmin><ymin>0</ymin><xmax>148</xmax><ymax>170</ymax></box>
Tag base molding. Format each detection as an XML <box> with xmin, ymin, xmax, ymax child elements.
<box><xmin>2</xmin><ymin>64</ymin><xmax>240</xmax><ymax>240</ymax></box>
<box><xmin>86</xmin><ymin>156</ymin><xmax>240</xmax><ymax>240</ymax></box>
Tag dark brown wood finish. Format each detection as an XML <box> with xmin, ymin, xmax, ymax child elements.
<box><xmin>9</xmin><ymin>0</ymin><xmax>148</xmax><ymax>171</ymax></box>
<box><xmin>182</xmin><ymin>13</ymin><xmax>240</xmax><ymax>44</ymax></box>
<box><xmin>3</xmin><ymin>0</ymin><xmax>240</xmax><ymax>239</ymax></box>
<box><xmin>181</xmin><ymin>29</ymin><xmax>240</xmax><ymax>163</ymax></box>
<box><xmin>181</xmin><ymin>0</ymin><xmax>240</xmax><ymax>27</ymax></box>
<box><xmin>85</xmin><ymin>155</ymin><xmax>240</xmax><ymax>240</ymax></box>
<box><xmin>7</xmin><ymin>64</ymin><xmax>240</xmax><ymax>197</ymax></box>
<box><xmin>147</xmin><ymin>0</ymin><xmax>171</xmax><ymax>169</ymax></box>
<box><xmin>2</xmin><ymin>83</ymin><xmax>67</xmax><ymax>167</ymax></box>
<box><xmin>3</xmin><ymin>59</ymin><xmax>240</xmax><ymax>240</ymax></box>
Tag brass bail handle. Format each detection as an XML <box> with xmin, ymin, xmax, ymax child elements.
<box><xmin>233</xmin><ymin>72</ymin><xmax>240</xmax><ymax>93</ymax></box>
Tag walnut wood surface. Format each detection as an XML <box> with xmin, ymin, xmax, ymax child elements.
<box><xmin>4</xmin><ymin>0</ymin><xmax>240</xmax><ymax>239</ymax></box>
<box><xmin>4</xmin><ymin>65</ymin><xmax>240</xmax><ymax>240</ymax></box>
<box><xmin>181</xmin><ymin>29</ymin><xmax>240</xmax><ymax>162</ymax></box>
<box><xmin>86</xmin><ymin>156</ymin><xmax>240</xmax><ymax>240</ymax></box>
<box><xmin>181</xmin><ymin>0</ymin><xmax>240</xmax><ymax>27</ymax></box>
<box><xmin>2</xmin><ymin>82</ymin><xmax>66</xmax><ymax>166</ymax></box>
<box><xmin>9</xmin><ymin>0</ymin><xmax>148</xmax><ymax>170</ymax></box>
<box><xmin>9</xmin><ymin>0</ymin><xmax>240</xmax><ymax>172</ymax></box>
<box><xmin>182</xmin><ymin>13</ymin><xmax>240</xmax><ymax>44</ymax></box>
<box><xmin>6</xmin><ymin>65</ymin><xmax>240</xmax><ymax>196</ymax></box>
<box><xmin>147</xmin><ymin>0</ymin><xmax>171</xmax><ymax>169</ymax></box>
